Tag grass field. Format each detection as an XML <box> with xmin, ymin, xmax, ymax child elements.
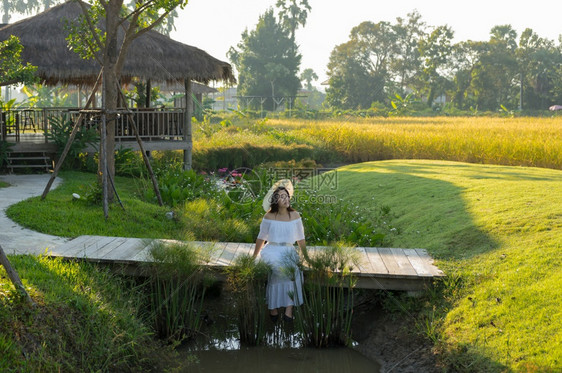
<box><xmin>3</xmin><ymin>115</ymin><xmax>562</xmax><ymax>371</ymax></box>
<box><xmin>316</xmin><ymin>159</ymin><xmax>561</xmax><ymax>371</ymax></box>
<box><xmin>193</xmin><ymin>116</ymin><xmax>562</xmax><ymax>171</ymax></box>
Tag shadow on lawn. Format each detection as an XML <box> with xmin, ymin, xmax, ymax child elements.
<box><xmin>333</xmin><ymin>161</ymin><xmax>501</xmax><ymax>260</ymax></box>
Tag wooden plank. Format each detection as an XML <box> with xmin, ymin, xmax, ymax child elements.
<box><xmin>415</xmin><ymin>249</ymin><xmax>445</xmax><ymax>277</ymax></box>
<box><xmin>390</xmin><ymin>248</ymin><xmax>418</xmax><ymax>276</ymax></box>
<box><xmin>55</xmin><ymin>235</ymin><xmax>102</xmax><ymax>257</ymax></box>
<box><xmin>354</xmin><ymin>276</ymin><xmax>433</xmax><ymax>291</ymax></box>
<box><xmin>102</xmin><ymin>238</ymin><xmax>145</xmax><ymax>261</ymax></box>
<box><xmin>215</xmin><ymin>242</ymin><xmax>240</xmax><ymax>266</ymax></box>
<box><xmin>235</xmin><ymin>243</ymin><xmax>254</xmax><ymax>258</ymax></box>
<box><xmin>80</xmin><ymin>236</ymin><xmax>122</xmax><ymax>260</ymax></box>
<box><xmin>352</xmin><ymin>247</ymin><xmax>374</xmax><ymax>274</ymax></box>
<box><xmin>129</xmin><ymin>243</ymin><xmax>155</xmax><ymax>263</ymax></box>
<box><xmin>86</xmin><ymin>237</ymin><xmax>132</xmax><ymax>260</ymax></box>
<box><xmin>404</xmin><ymin>249</ymin><xmax>434</xmax><ymax>277</ymax></box>
<box><xmin>206</xmin><ymin>242</ymin><xmax>228</xmax><ymax>266</ymax></box>
<box><xmin>364</xmin><ymin>247</ymin><xmax>390</xmax><ymax>275</ymax></box>
<box><xmin>51</xmin><ymin>235</ymin><xmax>91</xmax><ymax>256</ymax></box>
<box><xmin>377</xmin><ymin>248</ymin><xmax>417</xmax><ymax>277</ymax></box>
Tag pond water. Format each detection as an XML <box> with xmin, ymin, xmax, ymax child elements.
<box><xmin>183</xmin><ymin>345</ymin><xmax>380</xmax><ymax>373</ymax></box>
<box><xmin>171</xmin><ymin>305</ymin><xmax>381</xmax><ymax>373</ymax></box>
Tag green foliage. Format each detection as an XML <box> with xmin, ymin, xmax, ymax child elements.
<box><xmin>144</xmin><ymin>163</ymin><xmax>220</xmax><ymax>207</ymax></box>
<box><xmin>0</xmin><ymin>35</ymin><xmax>37</xmax><ymax>85</ymax></box>
<box><xmin>22</xmin><ymin>84</ymin><xmax>74</xmax><ymax>107</ymax></box>
<box><xmin>295</xmin><ymin>243</ymin><xmax>357</xmax><ymax>347</ymax></box>
<box><xmin>228</xmin><ymin>9</ymin><xmax>301</xmax><ymax>111</ymax></box>
<box><xmin>0</xmin><ymin>255</ymin><xmax>167</xmax><ymax>371</ymax></box>
<box><xmin>323</xmin><ymin>13</ymin><xmax>562</xmax><ymax>111</ymax></box>
<box><xmin>0</xmin><ymin>140</ymin><xmax>14</xmax><ymax>169</ymax></box>
<box><xmin>139</xmin><ymin>241</ymin><xmax>213</xmax><ymax>342</ymax></box>
<box><xmin>225</xmin><ymin>254</ymin><xmax>271</xmax><ymax>345</ymax></box>
<box><xmin>292</xmin><ymin>188</ymin><xmax>388</xmax><ymax>247</ymax></box>
<box><xmin>46</xmin><ymin>114</ymin><xmax>99</xmax><ymax>169</ymax></box>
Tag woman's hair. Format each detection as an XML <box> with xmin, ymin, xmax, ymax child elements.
<box><xmin>268</xmin><ymin>186</ymin><xmax>295</xmax><ymax>216</ymax></box>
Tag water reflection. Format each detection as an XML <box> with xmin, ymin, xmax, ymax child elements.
<box><xmin>181</xmin><ymin>346</ymin><xmax>380</xmax><ymax>373</ymax></box>
<box><xmin>171</xmin><ymin>294</ymin><xmax>380</xmax><ymax>372</ymax></box>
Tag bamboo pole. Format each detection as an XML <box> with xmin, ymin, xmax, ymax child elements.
<box><xmin>183</xmin><ymin>79</ymin><xmax>193</xmax><ymax>170</ymax></box>
<box><xmin>41</xmin><ymin>69</ymin><xmax>104</xmax><ymax>200</ymax></box>
<box><xmin>0</xmin><ymin>245</ymin><xmax>34</xmax><ymax>306</ymax></box>
<box><xmin>115</xmin><ymin>83</ymin><xmax>164</xmax><ymax>206</ymax></box>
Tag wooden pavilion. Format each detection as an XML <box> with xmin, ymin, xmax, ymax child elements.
<box><xmin>0</xmin><ymin>1</ymin><xmax>235</xmax><ymax>166</ymax></box>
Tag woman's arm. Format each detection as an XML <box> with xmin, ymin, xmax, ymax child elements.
<box><xmin>296</xmin><ymin>239</ymin><xmax>309</xmax><ymax>263</ymax></box>
<box><xmin>253</xmin><ymin>238</ymin><xmax>266</xmax><ymax>259</ymax></box>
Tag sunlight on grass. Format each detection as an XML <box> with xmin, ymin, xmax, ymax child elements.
<box><xmin>315</xmin><ymin>159</ymin><xmax>562</xmax><ymax>371</ymax></box>
<box><xmin>266</xmin><ymin>117</ymin><xmax>562</xmax><ymax>169</ymax></box>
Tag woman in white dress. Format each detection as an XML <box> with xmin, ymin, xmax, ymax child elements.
<box><xmin>252</xmin><ymin>179</ymin><xmax>306</xmax><ymax>322</ymax></box>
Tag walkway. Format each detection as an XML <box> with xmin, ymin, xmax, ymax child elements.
<box><xmin>0</xmin><ymin>175</ymin><xmax>444</xmax><ymax>291</ymax></box>
<box><xmin>0</xmin><ymin>174</ymin><xmax>69</xmax><ymax>255</ymax></box>
<box><xmin>50</xmin><ymin>235</ymin><xmax>444</xmax><ymax>290</ymax></box>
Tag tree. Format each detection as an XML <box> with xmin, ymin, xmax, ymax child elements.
<box><xmin>468</xmin><ymin>25</ymin><xmax>519</xmax><ymax>110</ymax></box>
<box><xmin>228</xmin><ymin>9</ymin><xmax>301</xmax><ymax>111</ymax></box>
<box><xmin>517</xmin><ymin>28</ymin><xmax>559</xmax><ymax>109</ymax></box>
<box><xmin>0</xmin><ymin>35</ymin><xmax>37</xmax><ymax>86</ymax></box>
<box><xmin>326</xmin><ymin>40</ymin><xmax>382</xmax><ymax>109</ymax></box>
<box><xmin>65</xmin><ymin>0</ymin><xmax>188</xmax><ymax>201</ymax></box>
<box><xmin>275</xmin><ymin>0</ymin><xmax>311</xmax><ymax>44</ymax></box>
<box><xmin>448</xmin><ymin>40</ymin><xmax>486</xmax><ymax>109</ymax></box>
<box><xmin>300</xmin><ymin>68</ymin><xmax>317</xmax><ymax>90</ymax></box>
<box><xmin>390</xmin><ymin>10</ymin><xmax>426</xmax><ymax>94</ymax></box>
<box><xmin>418</xmin><ymin>25</ymin><xmax>454</xmax><ymax>107</ymax></box>
<box><xmin>326</xmin><ymin>21</ymin><xmax>396</xmax><ymax>109</ymax></box>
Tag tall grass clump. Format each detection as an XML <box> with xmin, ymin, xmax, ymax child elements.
<box><xmin>0</xmin><ymin>255</ymin><xmax>164</xmax><ymax>372</ymax></box>
<box><xmin>294</xmin><ymin>243</ymin><xmax>359</xmax><ymax>347</ymax></box>
<box><xmin>224</xmin><ymin>254</ymin><xmax>271</xmax><ymax>345</ymax></box>
<box><xmin>140</xmin><ymin>241</ymin><xmax>214</xmax><ymax>342</ymax></box>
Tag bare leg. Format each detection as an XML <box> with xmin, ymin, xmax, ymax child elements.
<box><xmin>284</xmin><ymin>305</ymin><xmax>293</xmax><ymax>318</ymax></box>
<box><xmin>270</xmin><ymin>308</ymin><xmax>279</xmax><ymax>316</ymax></box>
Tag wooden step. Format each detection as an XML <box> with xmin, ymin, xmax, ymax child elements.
<box><xmin>5</xmin><ymin>151</ymin><xmax>53</xmax><ymax>173</ymax></box>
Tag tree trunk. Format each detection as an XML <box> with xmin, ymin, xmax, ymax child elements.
<box><xmin>99</xmin><ymin>1</ymin><xmax>123</xmax><ymax>202</ymax></box>
<box><xmin>0</xmin><ymin>245</ymin><xmax>34</xmax><ymax>306</ymax></box>
<box><xmin>427</xmin><ymin>85</ymin><xmax>436</xmax><ymax>107</ymax></box>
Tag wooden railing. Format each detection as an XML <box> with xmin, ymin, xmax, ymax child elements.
<box><xmin>0</xmin><ymin>107</ymin><xmax>186</xmax><ymax>144</ymax></box>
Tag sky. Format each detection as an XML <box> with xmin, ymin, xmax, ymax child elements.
<box><xmin>171</xmin><ymin>0</ymin><xmax>562</xmax><ymax>87</ymax></box>
<box><xmin>9</xmin><ymin>0</ymin><xmax>562</xmax><ymax>88</ymax></box>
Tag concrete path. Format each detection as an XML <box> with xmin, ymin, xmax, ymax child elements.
<box><xmin>0</xmin><ymin>174</ymin><xmax>69</xmax><ymax>255</ymax></box>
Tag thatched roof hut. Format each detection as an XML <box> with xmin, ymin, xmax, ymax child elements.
<box><xmin>0</xmin><ymin>1</ymin><xmax>236</xmax><ymax>86</ymax></box>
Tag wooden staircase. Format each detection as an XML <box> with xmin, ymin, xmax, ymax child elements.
<box><xmin>6</xmin><ymin>151</ymin><xmax>53</xmax><ymax>173</ymax></box>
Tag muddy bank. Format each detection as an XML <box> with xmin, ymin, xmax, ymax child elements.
<box><xmin>351</xmin><ymin>296</ymin><xmax>439</xmax><ymax>373</ymax></box>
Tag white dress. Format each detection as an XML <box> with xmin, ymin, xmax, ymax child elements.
<box><xmin>257</xmin><ymin>217</ymin><xmax>305</xmax><ymax>309</ymax></box>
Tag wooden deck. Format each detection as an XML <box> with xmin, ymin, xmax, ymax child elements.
<box><xmin>48</xmin><ymin>235</ymin><xmax>444</xmax><ymax>291</ymax></box>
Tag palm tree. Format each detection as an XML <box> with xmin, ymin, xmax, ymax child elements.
<box><xmin>275</xmin><ymin>0</ymin><xmax>311</xmax><ymax>44</ymax></box>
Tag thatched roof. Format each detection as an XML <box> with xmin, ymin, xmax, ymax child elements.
<box><xmin>0</xmin><ymin>1</ymin><xmax>236</xmax><ymax>86</ymax></box>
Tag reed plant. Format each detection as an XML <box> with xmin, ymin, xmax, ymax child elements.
<box><xmin>294</xmin><ymin>243</ymin><xmax>359</xmax><ymax>347</ymax></box>
<box><xmin>140</xmin><ymin>241</ymin><xmax>214</xmax><ymax>342</ymax></box>
<box><xmin>224</xmin><ymin>254</ymin><xmax>271</xmax><ymax>346</ymax></box>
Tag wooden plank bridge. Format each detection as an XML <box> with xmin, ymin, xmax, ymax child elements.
<box><xmin>47</xmin><ymin>235</ymin><xmax>444</xmax><ymax>291</ymax></box>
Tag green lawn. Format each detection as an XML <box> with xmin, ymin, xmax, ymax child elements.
<box><xmin>3</xmin><ymin>160</ymin><xmax>561</xmax><ymax>371</ymax></box>
<box><xmin>318</xmin><ymin>159</ymin><xmax>561</xmax><ymax>371</ymax></box>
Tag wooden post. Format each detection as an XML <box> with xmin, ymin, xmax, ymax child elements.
<box><xmin>146</xmin><ymin>79</ymin><xmax>151</xmax><ymax>108</ymax></box>
<box><xmin>183</xmin><ymin>79</ymin><xmax>192</xmax><ymax>170</ymax></box>
<box><xmin>0</xmin><ymin>245</ymin><xmax>34</xmax><ymax>306</ymax></box>
<box><xmin>41</xmin><ymin>70</ymin><xmax>103</xmax><ymax>200</ymax></box>
<box><xmin>115</xmin><ymin>84</ymin><xmax>164</xmax><ymax>206</ymax></box>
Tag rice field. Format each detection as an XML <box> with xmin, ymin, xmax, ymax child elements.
<box><xmin>262</xmin><ymin>116</ymin><xmax>562</xmax><ymax>170</ymax></box>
